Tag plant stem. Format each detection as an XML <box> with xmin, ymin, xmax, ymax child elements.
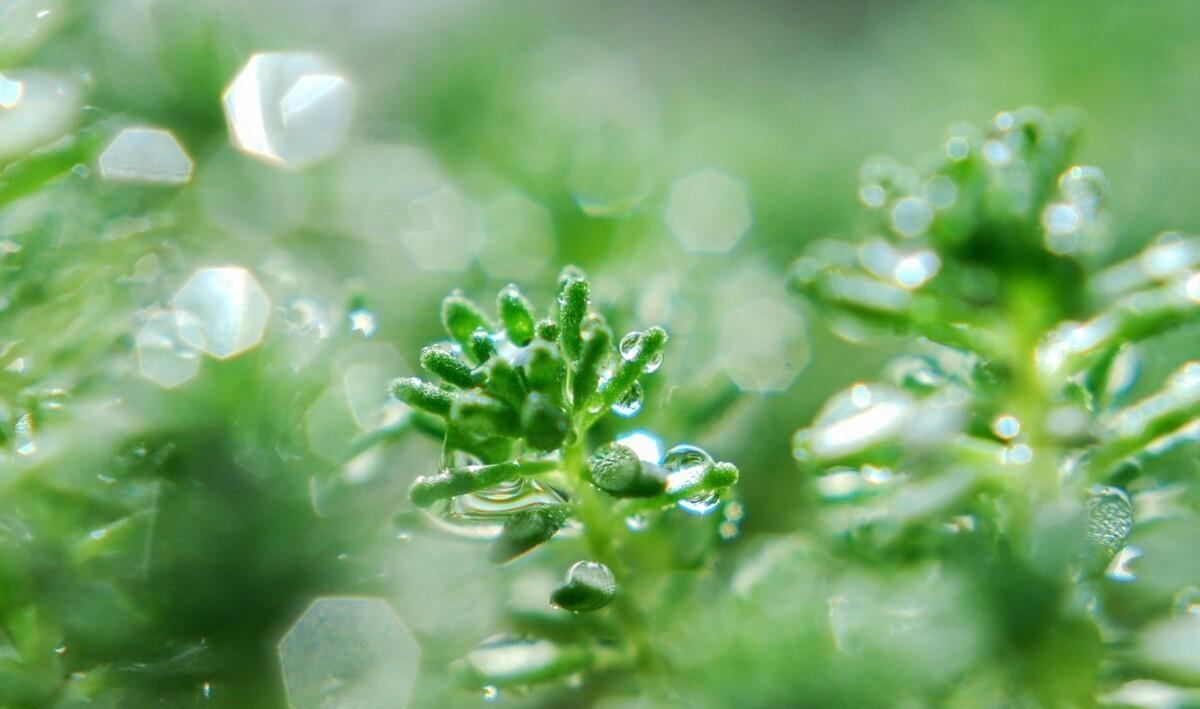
<box><xmin>562</xmin><ymin>439</ymin><xmax>664</xmax><ymax>692</ymax></box>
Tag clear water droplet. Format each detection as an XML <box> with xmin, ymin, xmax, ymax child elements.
<box><xmin>1088</xmin><ymin>486</ymin><xmax>1134</xmax><ymax>554</ymax></box>
<box><xmin>348</xmin><ymin>308</ymin><xmax>378</xmax><ymax>338</ymax></box>
<box><xmin>1106</xmin><ymin>545</ymin><xmax>1141</xmax><ymax>583</ymax></box>
<box><xmin>662</xmin><ymin>444</ymin><xmax>719</xmax><ymax>515</ymax></box>
<box><xmin>613</xmin><ymin>430</ymin><xmax>661</xmax><ymax>463</ymax></box>
<box><xmin>618</xmin><ymin>330</ymin><xmax>663</xmax><ymax>373</ymax></box>
<box><xmin>14</xmin><ymin>411</ymin><xmax>36</xmax><ymax>456</ymax></box>
<box><xmin>991</xmin><ymin>415</ymin><xmax>1020</xmax><ymax>440</ymax></box>
<box><xmin>482</xmin><ymin>685</ymin><xmax>499</xmax><ymax>702</ymax></box>
<box><xmin>609</xmin><ymin>381</ymin><xmax>643</xmax><ymax>418</ymax></box>
<box><xmin>426</xmin><ymin>453</ymin><xmax>569</xmax><ymax>540</ymax></box>
<box><xmin>624</xmin><ymin>514</ymin><xmax>649</xmax><ymax>532</ymax></box>
<box><xmin>888</xmin><ymin>196</ymin><xmax>933</xmax><ymax>238</ymax></box>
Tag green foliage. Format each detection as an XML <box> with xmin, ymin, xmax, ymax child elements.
<box><xmin>392</xmin><ymin>270</ymin><xmax>739</xmax><ymax>693</ymax></box>
<box><xmin>780</xmin><ymin>107</ymin><xmax>1200</xmax><ymax>705</ymax></box>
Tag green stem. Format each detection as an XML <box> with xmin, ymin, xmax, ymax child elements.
<box><xmin>562</xmin><ymin>440</ymin><xmax>664</xmax><ymax>690</ymax></box>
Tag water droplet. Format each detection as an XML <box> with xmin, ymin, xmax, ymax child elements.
<box><xmin>618</xmin><ymin>330</ymin><xmax>663</xmax><ymax>373</ymax></box>
<box><xmin>1058</xmin><ymin>165</ymin><xmax>1107</xmax><ymax>216</ymax></box>
<box><xmin>614</xmin><ymin>430</ymin><xmax>661</xmax><ymax>463</ymax></box>
<box><xmin>981</xmin><ymin>139</ymin><xmax>1012</xmax><ymax>167</ymax></box>
<box><xmin>348</xmin><ymin>308</ymin><xmax>377</xmax><ymax>338</ymax></box>
<box><xmin>609</xmin><ymin>381</ymin><xmax>643</xmax><ymax>418</ymax></box>
<box><xmin>945</xmin><ymin>135</ymin><xmax>970</xmax><ymax>161</ymax></box>
<box><xmin>223</xmin><ymin>52</ymin><xmax>354</xmax><ymax>169</ymax></box>
<box><xmin>426</xmin><ymin>455</ymin><xmax>569</xmax><ymax>540</ymax></box>
<box><xmin>14</xmin><ymin>411</ymin><xmax>36</xmax><ymax>456</ymax></box>
<box><xmin>1106</xmin><ymin>545</ymin><xmax>1141</xmax><ymax>583</ymax></box>
<box><xmin>279</xmin><ymin>598</ymin><xmax>420</xmax><ymax>709</ymax></box>
<box><xmin>551</xmin><ymin>560</ymin><xmax>616</xmax><ymax>611</ymax></box>
<box><xmin>173</xmin><ymin>267</ymin><xmax>271</xmax><ymax>359</ymax></box>
<box><xmin>991</xmin><ymin>415</ymin><xmax>1020</xmax><ymax>440</ymax></box>
<box><xmin>482</xmin><ymin>685</ymin><xmax>499</xmax><ymax>702</ymax></box>
<box><xmin>1088</xmin><ymin>486</ymin><xmax>1134</xmax><ymax>555</ymax></box>
<box><xmin>664</xmin><ymin>167</ymin><xmax>752</xmax><ymax>253</ymax></box>
<box><xmin>624</xmin><ymin>514</ymin><xmax>649</xmax><ymax>532</ymax></box>
<box><xmin>201</xmin><ymin>682</ymin><xmax>212</xmax><ymax>700</ymax></box>
<box><xmin>98</xmin><ymin>127</ymin><xmax>193</xmax><ymax>185</ymax></box>
<box><xmin>924</xmin><ymin>175</ymin><xmax>957</xmax><ymax>209</ymax></box>
<box><xmin>888</xmin><ymin>196</ymin><xmax>933</xmax><ymax>238</ymax></box>
<box><xmin>136</xmin><ymin>311</ymin><xmax>201</xmax><ymax>388</ymax></box>
<box><xmin>663</xmin><ymin>444</ymin><xmax>719</xmax><ymax>515</ymax></box>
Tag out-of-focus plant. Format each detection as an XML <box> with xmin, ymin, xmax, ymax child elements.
<box><xmin>390</xmin><ymin>267</ymin><xmax>738</xmax><ymax>698</ymax></box>
<box><xmin>777</xmin><ymin>106</ymin><xmax>1200</xmax><ymax>705</ymax></box>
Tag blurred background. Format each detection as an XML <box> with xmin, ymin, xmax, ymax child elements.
<box><xmin>5</xmin><ymin>0</ymin><xmax>1200</xmax><ymax>706</ymax></box>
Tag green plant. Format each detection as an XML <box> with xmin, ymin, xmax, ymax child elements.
<box><xmin>389</xmin><ymin>268</ymin><xmax>739</xmax><ymax>698</ymax></box>
<box><xmin>783</xmin><ymin>106</ymin><xmax>1200</xmax><ymax>704</ymax></box>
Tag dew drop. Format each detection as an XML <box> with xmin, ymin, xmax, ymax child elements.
<box><xmin>662</xmin><ymin>444</ymin><xmax>719</xmax><ymax>515</ymax></box>
<box><xmin>618</xmin><ymin>330</ymin><xmax>663</xmax><ymax>373</ymax></box>
<box><xmin>348</xmin><ymin>308</ymin><xmax>378</xmax><ymax>338</ymax></box>
<box><xmin>425</xmin><ymin>453</ymin><xmax>569</xmax><ymax>539</ymax></box>
<box><xmin>1088</xmin><ymin>486</ymin><xmax>1134</xmax><ymax>555</ymax></box>
<box><xmin>14</xmin><ymin>411</ymin><xmax>36</xmax><ymax>456</ymax></box>
<box><xmin>624</xmin><ymin>514</ymin><xmax>649</xmax><ymax>532</ymax></box>
<box><xmin>482</xmin><ymin>685</ymin><xmax>499</xmax><ymax>703</ymax></box>
<box><xmin>610</xmin><ymin>381</ymin><xmax>643</xmax><ymax>418</ymax></box>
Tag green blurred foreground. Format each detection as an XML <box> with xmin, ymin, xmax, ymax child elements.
<box><xmin>5</xmin><ymin>1</ymin><xmax>1200</xmax><ymax>707</ymax></box>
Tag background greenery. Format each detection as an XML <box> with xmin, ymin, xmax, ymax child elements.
<box><xmin>5</xmin><ymin>1</ymin><xmax>1200</xmax><ymax>706</ymax></box>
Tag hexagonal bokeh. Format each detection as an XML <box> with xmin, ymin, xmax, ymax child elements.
<box><xmin>135</xmin><ymin>311</ymin><xmax>201</xmax><ymax>388</ymax></box>
<box><xmin>0</xmin><ymin>69</ymin><xmax>80</xmax><ymax>161</ymax></box>
<box><xmin>279</xmin><ymin>597</ymin><xmax>420</xmax><ymax>709</ymax></box>
<box><xmin>665</xmin><ymin>167</ymin><xmax>752</xmax><ymax>253</ymax></box>
<box><xmin>98</xmin><ymin>127</ymin><xmax>193</xmax><ymax>185</ymax></box>
<box><xmin>173</xmin><ymin>267</ymin><xmax>271</xmax><ymax>359</ymax></box>
<box><xmin>223</xmin><ymin>52</ymin><xmax>354</xmax><ymax>169</ymax></box>
<box><xmin>480</xmin><ymin>191</ymin><xmax>554</xmax><ymax>280</ymax></box>
<box><xmin>398</xmin><ymin>186</ymin><xmax>483</xmax><ymax>272</ymax></box>
<box><xmin>717</xmin><ymin>297</ymin><xmax>809</xmax><ymax>392</ymax></box>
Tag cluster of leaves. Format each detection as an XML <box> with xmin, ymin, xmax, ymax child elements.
<box><xmin>783</xmin><ymin>106</ymin><xmax>1200</xmax><ymax>704</ymax></box>
<box><xmin>390</xmin><ymin>268</ymin><xmax>738</xmax><ymax>694</ymax></box>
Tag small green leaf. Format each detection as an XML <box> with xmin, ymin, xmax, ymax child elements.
<box><xmin>391</xmin><ymin>377</ymin><xmax>452</xmax><ymax>417</ymax></box>
<box><xmin>556</xmin><ymin>272</ymin><xmax>589</xmax><ymax>361</ymax></box>
<box><xmin>597</xmin><ymin>326</ymin><xmax>667</xmax><ymax>414</ymax></box>
<box><xmin>498</xmin><ymin>284</ymin><xmax>536</xmax><ymax>346</ymax></box>
<box><xmin>521</xmin><ymin>393</ymin><xmax>568</xmax><ymax>451</ymax></box>
<box><xmin>534</xmin><ymin>318</ymin><xmax>560</xmax><ymax>342</ymax></box>
<box><xmin>550</xmin><ymin>561</ymin><xmax>617</xmax><ymax>612</ymax></box>
<box><xmin>489</xmin><ymin>505</ymin><xmax>568</xmax><ymax>564</ymax></box>
<box><xmin>420</xmin><ymin>346</ymin><xmax>479</xmax><ymax>389</ymax></box>
<box><xmin>469</xmin><ymin>328</ymin><xmax>496</xmax><ymax>364</ymax></box>
<box><xmin>482</xmin><ymin>356</ymin><xmax>527</xmax><ymax>408</ymax></box>
<box><xmin>452</xmin><ymin>391</ymin><xmax>521</xmax><ymax>437</ymax></box>
<box><xmin>572</xmin><ymin>316</ymin><xmax>612</xmax><ymax>413</ymax></box>
<box><xmin>409</xmin><ymin>459</ymin><xmax>557</xmax><ymax>508</ymax></box>
<box><xmin>442</xmin><ymin>293</ymin><xmax>492</xmax><ymax>349</ymax></box>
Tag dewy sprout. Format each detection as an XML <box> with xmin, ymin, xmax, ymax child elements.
<box><xmin>788</xmin><ymin>106</ymin><xmax>1200</xmax><ymax>696</ymax></box>
<box><xmin>390</xmin><ymin>266</ymin><xmax>738</xmax><ymax>692</ymax></box>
